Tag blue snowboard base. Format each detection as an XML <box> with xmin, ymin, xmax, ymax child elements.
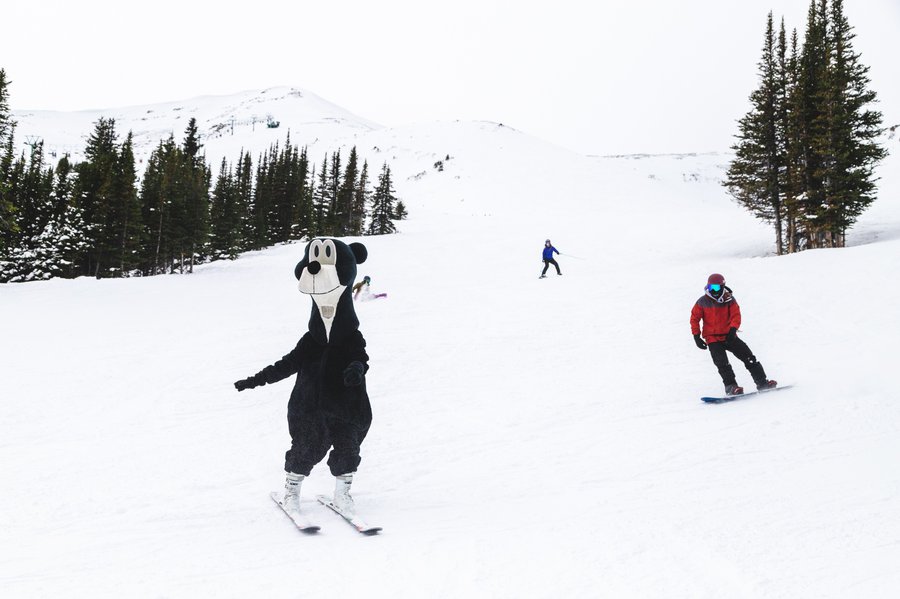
<box><xmin>701</xmin><ymin>384</ymin><xmax>793</xmax><ymax>404</ymax></box>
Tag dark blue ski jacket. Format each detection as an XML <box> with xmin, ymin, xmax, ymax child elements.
<box><xmin>542</xmin><ymin>245</ymin><xmax>559</xmax><ymax>260</ymax></box>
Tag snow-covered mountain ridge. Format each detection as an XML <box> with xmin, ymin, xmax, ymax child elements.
<box><xmin>11</xmin><ymin>87</ymin><xmax>378</xmax><ymax>168</ymax></box>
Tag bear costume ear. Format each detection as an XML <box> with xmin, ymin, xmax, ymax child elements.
<box><xmin>350</xmin><ymin>242</ymin><xmax>367</xmax><ymax>265</ymax></box>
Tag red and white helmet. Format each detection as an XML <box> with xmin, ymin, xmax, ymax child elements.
<box><xmin>705</xmin><ymin>273</ymin><xmax>727</xmax><ymax>302</ymax></box>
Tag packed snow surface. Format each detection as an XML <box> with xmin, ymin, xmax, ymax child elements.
<box><xmin>3</xmin><ymin>91</ymin><xmax>900</xmax><ymax>598</ymax></box>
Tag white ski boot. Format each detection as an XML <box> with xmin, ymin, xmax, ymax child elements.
<box><xmin>333</xmin><ymin>473</ymin><xmax>356</xmax><ymax>513</ymax></box>
<box><xmin>282</xmin><ymin>472</ymin><xmax>305</xmax><ymax>512</ymax></box>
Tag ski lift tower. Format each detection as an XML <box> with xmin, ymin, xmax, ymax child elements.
<box><xmin>24</xmin><ymin>135</ymin><xmax>42</xmax><ymax>151</ymax></box>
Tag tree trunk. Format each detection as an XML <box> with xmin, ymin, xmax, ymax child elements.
<box><xmin>787</xmin><ymin>214</ymin><xmax>796</xmax><ymax>254</ymax></box>
<box><xmin>773</xmin><ymin>200</ymin><xmax>784</xmax><ymax>255</ymax></box>
<box><xmin>120</xmin><ymin>214</ymin><xmax>128</xmax><ymax>275</ymax></box>
<box><xmin>155</xmin><ymin>209</ymin><xmax>163</xmax><ymax>275</ymax></box>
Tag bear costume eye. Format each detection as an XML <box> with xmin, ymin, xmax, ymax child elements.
<box><xmin>308</xmin><ymin>239</ymin><xmax>327</xmax><ymax>262</ymax></box>
<box><xmin>320</xmin><ymin>240</ymin><xmax>337</xmax><ymax>266</ymax></box>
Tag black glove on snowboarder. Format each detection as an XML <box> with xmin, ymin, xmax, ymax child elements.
<box><xmin>726</xmin><ymin>327</ymin><xmax>738</xmax><ymax>342</ymax></box>
<box><xmin>343</xmin><ymin>361</ymin><xmax>365</xmax><ymax>387</ymax></box>
<box><xmin>234</xmin><ymin>375</ymin><xmax>261</xmax><ymax>392</ymax></box>
<box><xmin>693</xmin><ymin>334</ymin><xmax>707</xmax><ymax>350</ymax></box>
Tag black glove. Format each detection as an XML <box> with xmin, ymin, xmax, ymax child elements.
<box><xmin>693</xmin><ymin>334</ymin><xmax>707</xmax><ymax>350</ymax></box>
<box><xmin>234</xmin><ymin>375</ymin><xmax>261</xmax><ymax>392</ymax></box>
<box><xmin>343</xmin><ymin>361</ymin><xmax>365</xmax><ymax>387</ymax></box>
<box><xmin>726</xmin><ymin>327</ymin><xmax>738</xmax><ymax>342</ymax></box>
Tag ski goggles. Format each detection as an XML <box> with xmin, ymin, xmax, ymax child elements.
<box><xmin>707</xmin><ymin>284</ymin><xmax>722</xmax><ymax>292</ymax></box>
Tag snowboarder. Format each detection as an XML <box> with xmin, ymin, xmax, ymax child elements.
<box><xmin>540</xmin><ymin>239</ymin><xmax>562</xmax><ymax>278</ymax></box>
<box><xmin>234</xmin><ymin>238</ymin><xmax>372</xmax><ymax>516</ymax></box>
<box><xmin>690</xmin><ymin>273</ymin><xmax>777</xmax><ymax>395</ymax></box>
<box><xmin>353</xmin><ymin>275</ymin><xmax>387</xmax><ymax>301</ymax></box>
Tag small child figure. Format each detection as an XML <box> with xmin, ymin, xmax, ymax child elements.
<box><xmin>353</xmin><ymin>275</ymin><xmax>387</xmax><ymax>301</ymax></box>
<box><xmin>690</xmin><ymin>273</ymin><xmax>777</xmax><ymax>395</ymax></box>
<box><xmin>540</xmin><ymin>239</ymin><xmax>562</xmax><ymax>278</ymax></box>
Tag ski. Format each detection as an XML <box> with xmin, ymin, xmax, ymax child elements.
<box><xmin>270</xmin><ymin>492</ymin><xmax>321</xmax><ymax>534</ymax></box>
<box><xmin>316</xmin><ymin>495</ymin><xmax>382</xmax><ymax>535</ymax></box>
<box><xmin>701</xmin><ymin>384</ymin><xmax>794</xmax><ymax>404</ymax></box>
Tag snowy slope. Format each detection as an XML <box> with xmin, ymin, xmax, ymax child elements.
<box><xmin>2</xmin><ymin>106</ymin><xmax>900</xmax><ymax>598</ymax></box>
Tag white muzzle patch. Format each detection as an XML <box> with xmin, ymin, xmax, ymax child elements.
<box><xmin>297</xmin><ymin>264</ymin><xmax>342</xmax><ymax>295</ymax></box>
<box><xmin>298</xmin><ymin>264</ymin><xmax>346</xmax><ymax>340</ymax></box>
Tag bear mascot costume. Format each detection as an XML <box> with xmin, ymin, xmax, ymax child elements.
<box><xmin>234</xmin><ymin>238</ymin><xmax>372</xmax><ymax>518</ymax></box>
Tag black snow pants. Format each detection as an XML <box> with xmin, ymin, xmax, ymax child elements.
<box><xmin>284</xmin><ymin>408</ymin><xmax>371</xmax><ymax>477</ymax></box>
<box><xmin>542</xmin><ymin>258</ymin><xmax>561</xmax><ymax>275</ymax></box>
<box><xmin>707</xmin><ymin>336</ymin><xmax>767</xmax><ymax>388</ymax></box>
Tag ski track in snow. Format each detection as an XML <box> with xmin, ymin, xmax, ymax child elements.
<box><xmin>2</xmin><ymin>97</ymin><xmax>900</xmax><ymax>598</ymax></box>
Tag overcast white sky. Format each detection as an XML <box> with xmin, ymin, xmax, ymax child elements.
<box><xmin>3</xmin><ymin>0</ymin><xmax>898</xmax><ymax>155</ymax></box>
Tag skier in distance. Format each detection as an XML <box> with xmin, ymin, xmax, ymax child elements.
<box><xmin>540</xmin><ymin>239</ymin><xmax>562</xmax><ymax>278</ymax></box>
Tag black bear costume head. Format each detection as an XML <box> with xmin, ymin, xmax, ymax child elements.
<box><xmin>294</xmin><ymin>238</ymin><xmax>368</xmax><ymax>343</ymax></box>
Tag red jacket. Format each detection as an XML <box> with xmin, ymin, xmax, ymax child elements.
<box><xmin>690</xmin><ymin>294</ymin><xmax>741</xmax><ymax>343</ymax></box>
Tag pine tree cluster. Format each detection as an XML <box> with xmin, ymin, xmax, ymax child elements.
<box><xmin>725</xmin><ymin>0</ymin><xmax>887</xmax><ymax>254</ymax></box>
<box><xmin>0</xmin><ymin>73</ymin><xmax>404</xmax><ymax>283</ymax></box>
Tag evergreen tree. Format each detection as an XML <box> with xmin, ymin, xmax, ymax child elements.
<box><xmin>0</xmin><ymin>69</ymin><xmax>11</xmax><ymax>144</ymax></box>
<box><xmin>311</xmin><ymin>155</ymin><xmax>331</xmax><ymax>237</ymax></box>
<box><xmin>259</xmin><ymin>140</ymin><xmax>292</xmax><ymax>245</ymax></box>
<box><xmin>45</xmin><ymin>155</ymin><xmax>83</xmax><ymax>279</ymax></box>
<box><xmin>249</xmin><ymin>150</ymin><xmax>270</xmax><ymax>249</ymax></box>
<box><xmin>52</xmin><ymin>156</ymin><xmax>75</xmax><ymax>223</ymax></box>
<box><xmin>109</xmin><ymin>132</ymin><xmax>143</xmax><ymax>275</ymax></box>
<box><xmin>0</xmin><ymin>69</ymin><xmax>18</xmax><ymax>252</ymax></box>
<box><xmin>209</xmin><ymin>158</ymin><xmax>242</xmax><ymax>259</ymax></box>
<box><xmin>336</xmin><ymin>146</ymin><xmax>359</xmax><ymax>235</ymax></box>
<box><xmin>795</xmin><ymin>0</ymin><xmax>832</xmax><ymax>248</ymax></box>
<box><xmin>783</xmin><ymin>28</ymin><xmax>805</xmax><ymax>253</ymax></box>
<box><xmin>139</xmin><ymin>136</ymin><xmax>197</xmax><ymax>274</ymax></box>
<box><xmin>182</xmin><ymin>117</ymin><xmax>202</xmax><ymax>161</ymax></box>
<box><xmin>13</xmin><ymin>141</ymin><xmax>56</xmax><ymax>242</ymax></box>
<box><xmin>180</xmin><ymin>122</ymin><xmax>211</xmax><ymax>271</ymax></box>
<box><xmin>394</xmin><ymin>200</ymin><xmax>408</xmax><ymax>220</ymax></box>
<box><xmin>326</xmin><ymin>150</ymin><xmax>342</xmax><ymax>234</ymax></box>
<box><xmin>138</xmin><ymin>138</ymin><xmax>170</xmax><ymax>274</ymax></box>
<box><xmin>271</xmin><ymin>137</ymin><xmax>295</xmax><ymax>243</ymax></box>
<box><xmin>350</xmin><ymin>159</ymin><xmax>369</xmax><ymax>236</ymax></box>
<box><xmin>0</xmin><ymin>141</ymin><xmax>57</xmax><ymax>281</ymax></box>
<box><xmin>725</xmin><ymin>12</ymin><xmax>786</xmax><ymax>253</ymax></box>
<box><xmin>819</xmin><ymin>0</ymin><xmax>886</xmax><ymax>247</ymax></box>
<box><xmin>235</xmin><ymin>150</ymin><xmax>254</xmax><ymax>250</ymax></box>
<box><xmin>367</xmin><ymin>163</ymin><xmax>398</xmax><ymax>235</ymax></box>
<box><xmin>289</xmin><ymin>145</ymin><xmax>312</xmax><ymax>241</ymax></box>
<box><xmin>72</xmin><ymin>117</ymin><xmax>120</xmax><ymax>276</ymax></box>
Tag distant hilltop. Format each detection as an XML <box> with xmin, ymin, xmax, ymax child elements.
<box><xmin>11</xmin><ymin>87</ymin><xmax>381</xmax><ymax>169</ymax></box>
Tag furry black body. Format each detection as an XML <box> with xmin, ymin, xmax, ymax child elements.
<box><xmin>235</xmin><ymin>239</ymin><xmax>372</xmax><ymax>476</ymax></box>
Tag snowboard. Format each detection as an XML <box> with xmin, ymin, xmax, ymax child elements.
<box><xmin>701</xmin><ymin>384</ymin><xmax>793</xmax><ymax>404</ymax></box>
<box><xmin>271</xmin><ymin>491</ymin><xmax>320</xmax><ymax>533</ymax></box>
<box><xmin>316</xmin><ymin>495</ymin><xmax>382</xmax><ymax>535</ymax></box>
